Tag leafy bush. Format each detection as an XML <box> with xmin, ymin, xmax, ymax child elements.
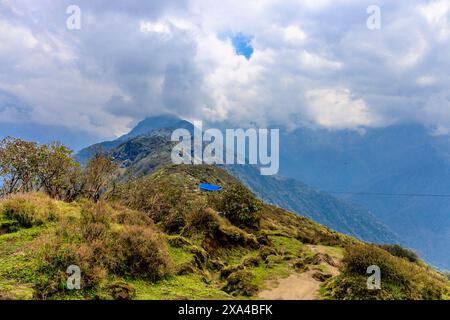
<box><xmin>106</xmin><ymin>281</ymin><xmax>136</xmax><ymax>300</ymax></box>
<box><xmin>258</xmin><ymin>246</ymin><xmax>278</xmax><ymax>261</ymax></box>
<box><xmin>110</xmin><ymin>204</ymin><xmax>153</xmax><ymax>227</ymax></box>
<box><xmin>186</xmin><ymin>207</ymin><xmax>221</xmax><ymax>233</ymax></box>
<box><xmin>379</xmin><ymin>244</ymin><xmax>420</xmax><ymax>263</ymax></box>
<box><xmin>106</xmin><ymin>177</ymin><xmax>196</xmax><ymax>233</ymax></box>
<box><xmin>163</xmin><ymin>209</ymin><xmax>187</xmax><ymax>234</ymax></box>
<box><xmin>214</xmin><ymin>184</ymin><xmax>261</xmax><ymax>229</ymax></box>
<box><xmin>34</xmin><ymin>236</ymin><xmax>108</xmax><ymax>298</ymax></box>
<box><xmin>113</xmin><ymin>225</ymin><xmax>173</xmax><ymax>281</ymax></box>
<box><xmin>241</xmin><ymin>255</ymin><xmax>261</xmax><ymax>267</ymax></box>
<box><xmin>35</xmin><ymin>201</ymin><xmax>173</xmax><ymax>297</ymax></box>
<box><xmin>222</xmin><ymin>270</ymin><xmax>258</xmax><ymax>296</ymax></box>
<box><xmin>322</xmin><ymin>243</ymin><xmax>449</xmax><ymax>300</ymax></box>
<box><xmin>82</xmin><ymin>153</ymin><xmax>118</xmax><ymax>202</ymax></box>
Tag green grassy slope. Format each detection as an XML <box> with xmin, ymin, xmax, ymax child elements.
<box><xmin>76</xmin><ymin>123</ymin><xmax>398</xmax><ymax>245</ymax></box>
<box><xmin>0</xmin><ymin>165</ymin><xmax>448</xmax><ymax>300</ymax></box>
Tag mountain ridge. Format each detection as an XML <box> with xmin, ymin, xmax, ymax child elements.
<box><xmin>75</xmin><ymin>115</ymin><xmax>399</xmax><ymax>245</ymax></box>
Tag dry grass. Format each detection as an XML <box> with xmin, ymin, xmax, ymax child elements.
<box><xmin>33</xmin><ymin>201</ymin><xmax>173</xmax><ymax>298</ymax></box>
<box><xmin>1</xmin><ymin>192</ymin><xmax>79</xmax><ymax>227</ymax></box>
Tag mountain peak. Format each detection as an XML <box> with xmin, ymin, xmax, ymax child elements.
<box><xmin>119</xmin><ymin>114</ymin><xmax>185</xmax><ymax>141</ymax></box>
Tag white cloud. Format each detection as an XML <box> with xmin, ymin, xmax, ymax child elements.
<box><xmin>1</xmin><ymin>0</ymin><xmax>450</xmax><ymax>141</ymax></box>
<box><xmin>283</xmin><ymin>25</ymin><xmax>307</xmax><ymax>43</ymax></box>
<box><xmin>418</xmin><ymin>91</ymin><xmax>450</xmax><ymax>135</ymax></box>
<box><xmin>417</xmin><ymin>75</ymin><xmax>436</xmax><ymax>86</ymax></box>
<box><xmin>140</xmin><ymin>21</ymin><xmax>171</xmax><ymax>35</ymax></box>
<box><xmin>305</xmin><ymin>88</ymin><xmax>382</xmax><ymax>129</ymax></box>
<box><xmin>299</xmin><ymin>50</ymin><xmax>342</xmax><ymax>70</ymax></box>
<box><xmin>419</xmin><ymin>0</ymin><xmax>450</xmax><ymax>41</ymax></box>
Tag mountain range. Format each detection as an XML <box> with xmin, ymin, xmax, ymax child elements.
<box><xmin>76</xmin><ymin>115</ymin><xmax>398</xmax><ymax>245</ymax></box>
<box><xmin>277</xmin><ymin>124</ymin><xmax>450</xmax><ymax>270</ymax></box>
<box><xmin>76</xmin><ymin>115</ymin><xmax>450</xmax><ymax>269</ymax></box>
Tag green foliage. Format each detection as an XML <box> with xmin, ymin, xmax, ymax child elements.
<box><xmin>214</xmin><ymin>183</ymin><xmax>261</xmax><ymax>229</ymax></box>
<box><xmin>36</xmin><ymin>142</ymin><xmax>81</xmax><ymax>201</ymax></box>
<box><xmin>34</xmin><ymin>201</ymin><xmax>173</xmax><ymax>298</ymax></box>
<box><xmin>322</xmin><ymin>243</ymin><xmax>449</xmax><ymax>300</ymax></box>
<box><xmin>106</xmin><ymin>173</ymin><xmax>195</xmax><ymax>233</ymax></box>
<box><xmin>83</xmin><ymin>153</ymin><xmax>118</xmax><ymax>202</ymax></box>
<box><xmin>241</xmin><ymin>255</ymin><xmax>261</xmax><ymax>267</ymax></box>
<box><xmin>378</xmin><ymin>244</ymin><xmax>420</xmax><ymax>263</ymax></box>
<box><xmin>258</xmin><ymin>246</ymin><xmax>278</xmax><ymax>261</ymax></box>
<box><xmin>0</xmin><ymin>137</ymin><xmax>81</xmax><ymax>201</ymax></box>
<box><xmin>222</xmin><ymin>270</ymin><xmax>258</xmax><ymax>296</ymax></box>
<box><xmin>2</xmin><ymin>193</ymin><xmax>62</xmax><ymax>227</ymax></box>
<box><xmin>186</xmin><ymin>207</ymin><xmax>221</xmax><ymax>233</ymax></box>
<box><xmin>106</xmin><ymin>280</ymin><xmax>136</xmax><ymax>300</ymax></box>
<box><xmin>113</xmin><ymin>225</ymin><xmax>173</xmax><ymax>281</ymax></box>
<box><xmin>0</xmin><ymin>137</ymin><xmax>40</xmax><ymax>194</ymax></box>
<box><xmin>0</xmin><ymin>138</ymin><xmax>120</xmax><ymax>203</ymax></box>
<box><xmin>1</xmin><ymin>161</ymin><xmax>449</xmax><ymax>301</ymax></box>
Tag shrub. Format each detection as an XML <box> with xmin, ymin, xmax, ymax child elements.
<box><xmin>107</xmin><ymin>177</ymin><xmax>191</xmax><ymax>229</ymax></box>
<box><xmin>110</xmin><ymin>204</ymin><xmax>153</xmax><ymax>227</ymax></box>
<box><xmin>259</xmin><ymin>246</ymin><xmax>278</xmax><ymax>261</ymax></box>
<box><xmin>2</xmin><ymin>193</ymin><xmax>59</xmax><ymax>227</ymax></box>
<box><xmin>35</xmin><ymin>201</ymin><xmax>174</xmax><ymax>298</ymax></box>
<box><xmin>220</xmin><ymin>264</ymin><xmax>245</xmax><ymax>279</ymax></box>
<box><xmin>215</xmin><ymin>224</ymin><xmax>259</xmax><ymax>248</ymax></box>
<box><xmin>379</xmin><ymin>244</ymin><xmax>420</xmax><ymax>263</ymax></box>
<box><xmin>322</xmin><ymin>243</ymin><xmax>449</xmax><ymax>300</ymax></box>
<box><xmin>222</xmin><ymin>270</ymin><xmax>258</xmax><ymax>296</ymax></box>
<box><xmin>106</xmin><ymin>281</ymin><xmax>136</xmax><ymax>300</ymax></box>
<box><xmin>242</xmin><ymin>255</ymin><xmax>261</xmax><ymax>267</ymax></box>
<box><xmin>113</xmin><ymin>225</ymin><xmax>173</xmax><ymax>281</ymax></box>
<box><xmin>166</xmin><ymin>235</ymin><xmax>193</xmax><ymax>248</ymax></box>
<box><xmin>186</xmin><ymin>208</ymin><xmax>221</xmax><ymax>233</ymax></box>
<box><xmin>34</xmin><ymin>236</ymin><xmax>108</xmax><ymax>298</ymax></box>
<box><xmin>343</xmin><ymin>244</ymin><xmax>409</xmax><ymax>284</ymax></box>
<box><xmin>214</xmin><ymin>184</ymin><xmax>261</xmax><ymax>229</ymax></box>
<box><xmin>82</xmin><ymin>153</ymin><xmax>118</xmax><ymax>202</ymax></box>
<box><xmin>162</xmin><ymin>209</ymin><xmax>187</xmax><ymax>234</ymax></box>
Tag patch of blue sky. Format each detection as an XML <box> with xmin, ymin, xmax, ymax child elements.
<box><xmin>219</xmin><ymin>32</ymin><xmax>254</xmax><ymax>60</ymax></box>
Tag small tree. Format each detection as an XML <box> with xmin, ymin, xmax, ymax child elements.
<box><xmin>0</xmin><ymin>137</ymin><xmax>40</xmax><ymax>195</ymax></box>
<box><xmin>83</xmin><ymin>153</ymin><xmax>118</xmax><ymax>202</ymax></box>
<box><xmin>37</xmin><ymin>142</ymin><xmax>80</xmax><ymax>200</ymax></box>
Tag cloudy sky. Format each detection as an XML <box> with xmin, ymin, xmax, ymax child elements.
<box><xmin>1</xmin><ymin>0</ymin><xmax>450</xmax><ymax>149</ymax></box>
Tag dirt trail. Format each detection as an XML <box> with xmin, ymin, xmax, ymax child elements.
<box><xmin>257</xmin><ymin>270</ymin><xmax>321</xmax><ymax>300</ymax></box>
<box><xmin>257</xmin><ymin>245</ymin><xmax>343</xmax><ymax>300</ymax></box>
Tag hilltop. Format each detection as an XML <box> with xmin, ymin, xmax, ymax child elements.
<box><xmin>75</xmin><ymin>116</ymin><xmax>398</xmax><ymax>244</ymax></box>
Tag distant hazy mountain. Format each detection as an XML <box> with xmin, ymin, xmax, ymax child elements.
<box><xmin>226</xmin><ymin>164</ymin><xmax>397</xmax><ymax>244</ymax></box>
<box><xmin>277</xmin><ymin>124</ymin><xmax>450</xmax><ymax>270</ymax></box>
<box><xmin>76</xmin><ymin>116</ymin><xmax>398</xmax><ymax>245</ymax></box>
